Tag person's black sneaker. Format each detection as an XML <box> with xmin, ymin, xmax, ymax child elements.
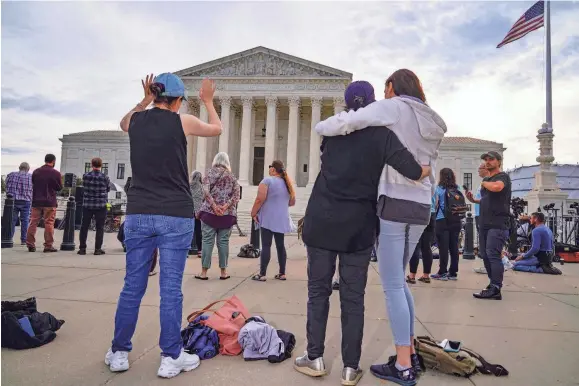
<box><xmin>94</xmin><ymin>249</ymin><xmax>106</xmax><ymax>256</ymax></box>
<box><xmin>370</xmin><ymin>357</ymin><xmax>416</xmax><ymax>385</ymax></box>
<box><xmin>332</xmin><ymin>280</ymin><xmax>340</xmax><ymax>290</ymax></box>
<box><xmin>77</xmin><ymin>249</ymin><xmax>86</xmax><ymax>256</ymax></box>
<box><xmin>388</xmin><ymin>354</ymin><xmax>424</xmax><ymax>377</ymax></box>
<box><xmin>27</xmin><ymin>246</ymin><xmax>36</xmax><ymax>252</ymax></box>
<box><xmin>473</xmin><ymin>285</ymin><xmax>502</xmax><ymax>300</ymax></box>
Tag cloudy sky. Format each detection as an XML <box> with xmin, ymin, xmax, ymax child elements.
<box><xmin>2</xmin><ymin>0</ymin><xmax>578</xmax><ymax>175</ymax></box>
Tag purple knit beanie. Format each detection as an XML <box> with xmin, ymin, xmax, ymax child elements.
<box><xmin>344</xmin><ymin>81</ymin><xmax>376</xmax><ymax>111</ymax></box>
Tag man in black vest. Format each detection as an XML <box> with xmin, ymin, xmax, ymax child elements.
<box><xmin>294</xmin><ymin>81</ymin><xmax>430</xmax><ymax>385</ymax></box>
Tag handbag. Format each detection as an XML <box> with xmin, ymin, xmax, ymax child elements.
<box><xmin>186</xmin><ymin>295</ymin><xmax>250</xmax><ymax>356</ymax></box>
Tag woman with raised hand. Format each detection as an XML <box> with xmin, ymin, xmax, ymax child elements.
<box><xmin>107</xmin><ymin>74</ymin><xmax>221</xmax><ymax>379</ymax></box>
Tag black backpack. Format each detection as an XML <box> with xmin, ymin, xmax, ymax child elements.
<box><xmin>439</xmin><ymin>187</ymin><xmax>468</xmax><ymax>223</ymax></box>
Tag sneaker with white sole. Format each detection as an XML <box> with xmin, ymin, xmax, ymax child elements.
<box><xmin>157</xmin><ymin>350</ymin><xmax>200</xmax><ymax>378</ymax></box>
<box><xmin>105</xmin><ymin>348</ymin><xmax>129</xmax><ymax>372</ymax></box>
<box><xmin>473</xmin><ymin>266</ymin><xmax>487</xmax><ymax>274</ymax></box>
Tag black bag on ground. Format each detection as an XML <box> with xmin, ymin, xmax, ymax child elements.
<box><xmin>237</xmin><ymin>244</ymin><xmax>260</xmax><ymax>258</ymax></box>
<box><xmin>1</xmin><ymin>297</ymin><xmax>65</xmax><ymax>350</ymax></box>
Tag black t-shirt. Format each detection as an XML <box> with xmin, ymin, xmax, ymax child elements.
<box><xmin>302</xmin><ymin>126</ymin><xmax>422</xmax><ymax>253</ymax></box>
<box><xmin>479</xmin><ymin>171</ymin><xmax>512</xmax><ymax>230</ymax></box>
<box><xmin>126</xmin><ymin>108</ymin><xmax>194</xmax><ymax>218</ymax></box>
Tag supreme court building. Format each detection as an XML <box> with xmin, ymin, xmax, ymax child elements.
<box><xmin>175</xmin><ymin>46</ymin><xmax>351</xmax><ymax>187</ymax></box>
<box><xmin>59</xmin><ymin>46</ymin><xmax>505</xmax><ymax>212</ymax></box>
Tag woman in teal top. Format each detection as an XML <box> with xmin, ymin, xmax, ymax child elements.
<box><xmin>431</xmin><ymin>168</ymin><xmax>462</xmax><ymax>281</ymax></box>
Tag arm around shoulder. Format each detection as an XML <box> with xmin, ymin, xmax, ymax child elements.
<box><xmin>314</xmin><ymin>99</ymin><xmax>400</xmax><ymax>137</ymax></box>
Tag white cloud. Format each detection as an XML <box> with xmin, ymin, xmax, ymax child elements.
<box><xmin>2</xmin><ymin>1</ymin><xmax>578</xmax><ymax>176</ymax></box>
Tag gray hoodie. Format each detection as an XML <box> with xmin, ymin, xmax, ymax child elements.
<box><xmin>315</xmin><ymin>96</ymin><xmax>447</xmax><ymax>225</ymax></box>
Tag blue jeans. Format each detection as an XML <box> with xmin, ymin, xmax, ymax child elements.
<box><xmin>112</xmin><ymin>214</ymin><xmax>194</xmax><ymax>359</ymax></box>
<box><xmin>377</xmin><ymin>219</ymin><xmax>425</xmax><ymax>346</ymax></box>
<box><xmin>513</xmin><ymin>256</ymin><xmax>543</xmax><ymax>273</ymax></box>
<box><xmin>12</xmin><ymin>200</ymin><xmax>31</xmax><ymax>243</ymax></box>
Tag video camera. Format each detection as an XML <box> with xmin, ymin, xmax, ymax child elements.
<box><xmin>510</xmin><ymin>197</ymin><xmax>527</xmax><ymax>218</ymax></box>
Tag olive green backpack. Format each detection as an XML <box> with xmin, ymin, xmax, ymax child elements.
<box><xmin>415</xmin><ymin>336</ymin><xmax>508</xmax><ymax>378</ymax></box>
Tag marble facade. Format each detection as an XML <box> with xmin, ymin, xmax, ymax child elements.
<box><xmin>174</xmin><ymin>46</ymin><xmax>351</xmax><ymax>187</ymax></box>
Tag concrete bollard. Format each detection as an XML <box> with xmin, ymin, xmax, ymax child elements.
<box><xmin>463</xmin><ymin>212</ymin><xmax>475</xmax><ymax>260</ymax></box>
<box><xmin>60</xmin><ymin>197</ymin><xmax>76</xmax><ymax>251</ymax></box>
<box><xmin>250</xmin><ymin>219</ymin><xmax>260</xmax><ymax>250</ymax></box>
<box><xmin>1</xmin><ymin>193</ymin><xmax>15</xmax><ymax>248</ymax></box>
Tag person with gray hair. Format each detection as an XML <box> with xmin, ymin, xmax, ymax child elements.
<box><xmin>194</xmin><ymin>152</ymin><xmax>240</xmax><ymax>280</ymax></box>
<box><xmin>5</xmin><ymin>162</ymin><xmax>33</xmax><ymax>245</ymax></box>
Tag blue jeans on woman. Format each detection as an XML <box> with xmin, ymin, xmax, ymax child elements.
<box><xmin>377</xmin><ymin>219</ymin><xmax>425</xmax><ymax>346</ymax></box>
<box><xmin>111</xmin><ymin>214</ymin><xmax>194</xmax><ymax>359</ymax></box>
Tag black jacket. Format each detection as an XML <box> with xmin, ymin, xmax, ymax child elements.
<box><xmin>1</xmin><ymin>297</ymin><xmax>65</xmax><ymax>350</ymax></box>
<box><xmin>303</xmin><ymin>126</ymin><xmax>423</xmax><ymax>252</ymax></box>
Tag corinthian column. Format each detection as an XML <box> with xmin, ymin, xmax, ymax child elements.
<box><xmin>196</xmin><ymin>104</ymin><xmax>208</xmax><ymax>173</ymax></box>
<box><xmin>333</xmin><ymin>96</ymin><xmax>345</xmax><ymax>115</ymax></box>
<box><xmin>218</xmin><ymin>96</ymin><xmax>232</xmax><ymax>155</ymax></box>
<box><xmin>264</xmin><ymin>96</ymin><xmax>278</xmax><ymax>177</ymax></box>
<box><xmin>286</xmin><ymin>96</ymin><xmax>300</xmax><ymax>184</ymax></box>
<box><xmin>238</xmin><ymin>96</ymin><xmax>253</xmax><ymax>186</ymax></box>
<box><xmin>307</xmin><ymin>97</ymin><xmax>323</xmax><ymax>187</ymax></box>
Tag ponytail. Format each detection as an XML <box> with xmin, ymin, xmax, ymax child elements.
<box><xmin>271</xmin><ymin>160</ymin><xmax>295</xmax><ymax>201</ymax></box>
<box><xmin>280</xmin><ymin>171</ymin><xmax>296</xmax><ymax>201</ymax></box>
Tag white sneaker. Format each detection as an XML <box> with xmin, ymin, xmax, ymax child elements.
<box><xmin>502</xmin><ymin>256</ymin><xmax>514</xmax><ymax>271</ymax></box>
<box><xmin>105</xmin><ymin>348</ymin><xmax>129</xmax><ymax>372</ymax></box>
<box><xmin>157</xmin><ymin>350</ymin><xmax>200</xmax><ymax>378</ymax></box>
<box><xmin>473</xmin><ymin>266</ymin><xmax>487</xmax><ymax>274</ymax></box>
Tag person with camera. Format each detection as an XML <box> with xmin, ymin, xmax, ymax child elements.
<box><xmin>78</xmin><ymin>157</ymin><xmax>110</xmax><ymax>256</ymax></box>
<box><xmin>466</xmin><ymin>151</ymin><xmax>512</xmax><ymax>300</ymax></box>
<box><xmin>106</xmin><ymin>74</ymin><xmax>221</xmax><ymax>378</ymax></box>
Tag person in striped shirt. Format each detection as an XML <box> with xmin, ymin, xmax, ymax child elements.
<box><xmin>5</xmin><ymin>162</ymin><xmax>33</xmax><ymax>245</ymax></box>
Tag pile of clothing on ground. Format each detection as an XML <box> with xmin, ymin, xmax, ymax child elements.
<box><xmin>181</xmin><ymin>300</ymin><xmax>295</xmax><ymax>363</ymax></box>
<box><xmin>1</xmin><ymin>297</ymin><xmax>65</xmax><ymax>350</ymax></box>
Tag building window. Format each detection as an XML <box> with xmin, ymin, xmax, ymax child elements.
<box><xmin>116</xmin><ymin>192</ymin><xmax>122</xmax><ymax>199</ymax></box>
<box><xmin>84</xmin><ymin>162</ymin><xmax>91</xmax><ymax>173</ymax></box>
<box><xmin>463</xmin><ymin>173</ymin><xmax>473</xmax><ymax>190</ymax></box>
<box><xmin>117</xmin><ymin>163</ymin><xmax>125</xmax><ymax>180</ymax></box>
<box><xmin>102</xmin><ymin>163</ymin><xmax>109</xmax><ymax>176</ymax></box>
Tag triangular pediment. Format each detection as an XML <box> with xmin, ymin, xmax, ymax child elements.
<box><xmin>174</xmin><ymin>46</ymin><xmax>352</xmax><ymax>79</ymax></box>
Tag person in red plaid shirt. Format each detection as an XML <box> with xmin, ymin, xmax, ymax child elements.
<box><xmin>5</xmin><ymin>162</ymin><xmax>33</xmax><ymax>245</ymax></box>
<box><xmin>26</xmin><ymin>154</ymin><xmax>62</xmax><ymax>252</ymax></box>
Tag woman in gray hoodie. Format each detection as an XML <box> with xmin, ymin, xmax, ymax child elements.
<box><xmin>315</xmin><ymin>69</ymin><xmax>446</xmax><ymax>386</ymax></box>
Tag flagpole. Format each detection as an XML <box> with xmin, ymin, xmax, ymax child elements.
<box><xmin>545</xmin><ymin>0</ymin><xmax>553</xmax><ymax>130</ymax></box>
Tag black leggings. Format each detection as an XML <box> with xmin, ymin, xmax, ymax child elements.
<box><xmin>260</xmin><ymin>227</ymin><xmax>287</xmax><ymax>276</ymax></box>
<box><xmin>409</xmin><ymin>227</ymin><xmax>434</xmax><ymax>274</ymax></box>
<box><xmin>193</xmin><ymin>218</ymin><xmax>202</xmax><ymax>251</ymax></box>
<box><xmin>435</xmin><ymin>219</ymin><xmax>461</xmax><ymax>276</ymax></box>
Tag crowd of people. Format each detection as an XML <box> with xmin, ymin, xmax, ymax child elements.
<box><xmin>5</xmin><ymin>69</ymin><xmax>560</xmax><ymax>385</ymax></box>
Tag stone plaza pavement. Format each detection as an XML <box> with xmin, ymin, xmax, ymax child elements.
<box><xmin>2</xmin><ymin>228</ymin><xmax>579</xmax><ymax>386</ymax></box>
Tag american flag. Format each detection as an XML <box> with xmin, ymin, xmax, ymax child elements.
<box><xmin>497</xmin><ymin>1</ymin><xmax>544</xmax><ymax>48</ymax></box>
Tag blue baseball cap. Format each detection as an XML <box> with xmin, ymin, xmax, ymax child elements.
<box><xmin>344</xmin><ymin>80</ymin><xmax>375</xmax><ymax>111</ymax></box>
<box><xmin>153</xmin><ymin>73</ymin><xmax>188</xmax><ymax>100</ymax></box>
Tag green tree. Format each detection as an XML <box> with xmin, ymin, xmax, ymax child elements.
<box><xmin>1</xmin><ymin>177</ymin><xmax>6</xmax><ymax>193</ymax></box>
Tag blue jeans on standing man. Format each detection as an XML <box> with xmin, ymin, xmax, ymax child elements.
<box><xmin>12</xmin><ymin>200</ymin><xmax>31</xmax><ymax>243</ymax></box>
<box><xmin>111</xmin><ymin>214</ymin><xmax>194</xmax><ymax>359</ymax></box>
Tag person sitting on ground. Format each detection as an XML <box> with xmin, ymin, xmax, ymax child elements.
<box><xmin>296</xmin><ymin>80</ymin><xmax>431</xmax><ymax>386</ymax></box>
<box><xmin>513</xmin><ymin>212</ymin><xmax>554</xmax><ymax>273</ymax></box>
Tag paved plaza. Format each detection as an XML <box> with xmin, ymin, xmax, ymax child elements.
<box><xmin>2</xmin><ymin>228</ymin><xmax>579</xmax><ymax>386</ymax></box>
